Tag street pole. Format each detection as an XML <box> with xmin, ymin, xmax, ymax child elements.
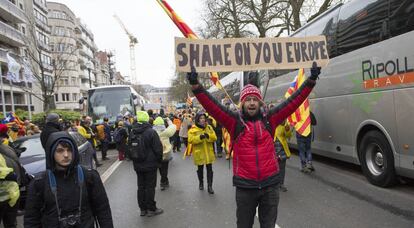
<box><xmin>0</xmin><ymin>67</ymin><xmax>6</xmax><ymax>116</ymax></box>
<box><xmin>88</xmin><ymin>68</ymin><xmax>91</xmax><ymax>88</ymax></box>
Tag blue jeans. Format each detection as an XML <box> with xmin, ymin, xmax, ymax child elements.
<box><xmin>296</xmin><ymin>132</ymin><xmax>312</xmax><ymax>167</ymax></box>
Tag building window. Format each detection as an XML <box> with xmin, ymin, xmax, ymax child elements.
<box><xmin>60</xmin><ymin>78</ymin><xmax>69</xmax><ymax>85</ymax></box>
<box><xmin>56</xmin><ymin>43</ymin><xmax>65</xmax><ymax>52</ymax></box>
<box><xmin>54</xmin><ymin>27</ymin><xmax>66</xmax><ymax>36</ymax></box>
<box><xmin>40</xmin><ymin>54</ymin><xmax>51</xmax><ymax>66</ymax></box>
<box><xmin>71</xmin><ymin>78</ymin><xmax>77</xmax><ymax>85</ymax></box>
<box><xmin>62</xmin><ymin>93</ymin><xmax>70</xmax><ymax>102</ymax></box>
<box><xmin>21</xmin><ymin>26</ymin><xmax>25</xmax><ymax>34</ymax></box>
<box><xmin>55</xmin><ymin>94</ymin><xmax>59</xmax><ymax>102</ymax></box>
<box><xmin>72</xmin><ymin>93</ymin><xmax>77</xmax><ymax>101</ymax></box>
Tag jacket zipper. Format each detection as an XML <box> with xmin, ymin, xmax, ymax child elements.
<box><xmin>253</xmin><ymin>121</ymin><xmax>261</xmax><ymax>188</ymax></box>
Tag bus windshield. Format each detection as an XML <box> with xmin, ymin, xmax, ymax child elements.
<box><xmin>88</xmin><ymin>87</ymin><xmax>134</xmax><ymax>123</ymax></box>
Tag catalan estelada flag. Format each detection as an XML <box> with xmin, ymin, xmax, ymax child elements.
<box><xmin>285</xmin><ymin>69</ymin><xmax>311</xmax><ymax>136</ymax></box>
<box><xmin>156</xmin><ymin>0</ymin><xmax>223</xmax><ymax>89</ymax></box>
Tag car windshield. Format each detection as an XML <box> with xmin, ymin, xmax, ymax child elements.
<box><xmin>88</xmin><ymin>87</ymin><xmax>134</xmax><ymax>123</ymax></box>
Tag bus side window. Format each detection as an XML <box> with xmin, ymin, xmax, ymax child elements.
<box><xmin>336</xmin><ymin>0</ymin><xmax>389</xmax><ymax>55</ymax></box>
<box><xmin>389</xmin><ymin>0</ymin><xmax>414</xmax><ymax>38</ymax></box>
<box><xmin>299</xmin><ymin>6</ymin><xmax>341</xmax><ymax>58</ymax></box>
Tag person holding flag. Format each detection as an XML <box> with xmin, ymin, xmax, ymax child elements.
<box><xmin>187</xmin><ymin>62</ymin><xmax>321</xmax><ymax>228</ymax></box>
<box><xmin>284</xmin><ymin>69</ymin><xmax>317</xmax><ymax>173</ymax></box>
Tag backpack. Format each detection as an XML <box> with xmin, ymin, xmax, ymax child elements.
<box><xmin>113</xmin><ymin>128</ymin><xmax>123</xmax><ymax>143</ymax></box>
<box><xmin>127</xmin><ymin>128</ymin><xmax>146</xmax><ymax>162</ymax></box>
<box><xmin>96</xmin><ymin>124</ymin><xmax>106</xmax><ymax>141</ymax></box>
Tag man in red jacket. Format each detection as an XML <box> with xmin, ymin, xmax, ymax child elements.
<box><xmin>187</xmin><ymin>63</ymin><xmax>320</xmax><ymax>228</ymax></box>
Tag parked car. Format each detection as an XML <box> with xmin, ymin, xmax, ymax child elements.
<box><xmin>14</xmin><ymin>131</ymin><xmax>96</xmax><ymax>211</ymax></box>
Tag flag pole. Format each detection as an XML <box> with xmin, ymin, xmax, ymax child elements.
<box><xmin>156</xmin><ymin>0</ymin><xmax>237</xmax><ymax>106</ymax></box>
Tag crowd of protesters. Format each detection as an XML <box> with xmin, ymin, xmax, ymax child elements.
<box><xmin>0</xmin><ymin>62</ymin><xmax>320</xmax><ymax>228</ymax></box>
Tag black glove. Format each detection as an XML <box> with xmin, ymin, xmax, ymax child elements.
<box><xmin>200</xmin><ymin>134</ymin><xmax>206</xmax><ymax>140</ymax></box>
<box><xmin>187</xmin><ymin>66</ymin><xmax>199</xmax><ymax>85</ymax></box>
<box><xmin>309</xmin><ymin>61</ymin><xmax>321</xmax><ymax>80</ymax></box>
<box><xmin>204</xmin><ymin>133</ymin><xmax>209</xmax><ymax>139</ymax></box>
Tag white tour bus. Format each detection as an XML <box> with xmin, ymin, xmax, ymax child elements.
<box><xmin>85</xmin><ymin>85</ymin><xmax>146</xmax><ymax>123</ymax></box>
<box><xmin>264</xmin><ymin>0</ymin><xmax>414</xmax><ymax>187</ymax></box>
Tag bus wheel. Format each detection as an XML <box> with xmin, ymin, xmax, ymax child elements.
<box><xmin>359</xmin><ymin>130</ymin><xmax>396</xmax><ymax>187</ymax></box>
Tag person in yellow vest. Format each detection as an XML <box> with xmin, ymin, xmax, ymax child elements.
<box><xmin>78</xmin><ymin>116</ymin><xmax>102</xmax><ymax>167</ymax></box>
<box><xmin>188</xmin><ymin>112</ymin><xmax>217</xmax><ymax>194</ymax></box>
<box><xmin>0</xmin><ymin>145</ymin><xmax>21</xmax><ymax>227</ymax></box>
<box><xmin>7</xmin><ymin>124</ymin><xmax>19</xmax><ymax>143</ymax></box>
<box><xmin>274</xmin><ymin>121</ymin><xmax>292</xmax><ymax>192</ymax></box>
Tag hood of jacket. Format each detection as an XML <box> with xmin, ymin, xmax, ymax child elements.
<box><xmin>132</xmin><ymin>122</ymin><xmax>152</xmax><ymax>134</ymax></box>
<box><xmin>44</xmin><ymin>131</ymin><xmax>79</xmax><ymax>171</ymax></box>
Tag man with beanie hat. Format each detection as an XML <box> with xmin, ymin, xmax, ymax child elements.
<box><xmin>187</xmin><ymin>62</ymin><xmax>321</xmax><ymax>228</ymax></box>
<box><xmin>130</xmin><ymin>111</ymin><xmax>164</xmax><ymax>217</ymax></box>
<box><xmin>40</xmin><ymin>113</ymin><xmax>62</xmax><ymax>149</ymax></box>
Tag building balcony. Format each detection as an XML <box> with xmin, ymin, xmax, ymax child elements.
<box><xmin>37</xmin><ymin>40</ymin><xmax>50</xmax><ymax>52</ymax></box>
<box><xmin>0</xmin><ymin>0</ymin><xmax>26</xmax><ymax>24</ymax></box>
<box><xmin>78</xmin><ymin>48</ymin><xmax>93</xmax><ymax>59</ymax></box>
<box><xmin>33</xmin><ymin>0</ymin><xmax>48</xmax><ymax>13</ymax></box>
<box><xmin>35</xmin><ymin>18</ymin><xmax>51</xmax><ymax>34</ymax></box>
<box><xmin>0</xmin><ymin>20</ymin><xmax>25</xmax><ymax>47</ymax></box>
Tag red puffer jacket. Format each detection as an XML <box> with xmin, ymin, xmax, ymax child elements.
<box><xmin>193</xmin><ymin>79</ymin><xmax>316</xmax><ymax>189</ymax></box>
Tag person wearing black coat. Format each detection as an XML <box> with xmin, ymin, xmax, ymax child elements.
<box><xmin>40</xmin><ymin>113</ymin><xmax>61</xmax><ymax>149</ymax></box>
<box><xmin>132</xmin><ymin>111</ymin><xmax>163</xmax><ymax>217</ymax></box>
<box><xmin>24</xmin><ymin>131</ymin><xmax>113</xmax><ymax>228</ymax></box>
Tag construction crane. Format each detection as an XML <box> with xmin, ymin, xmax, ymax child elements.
<box><xmin>113</xmin><ymin>14</ymin><xmax>138</xmax><ymax>84</ymax></box>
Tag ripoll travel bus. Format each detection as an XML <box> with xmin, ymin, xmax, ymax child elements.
<box><xmin>264</xmin><ymin>0</ymin><xmax>414</xmax><ymax>187</ymax></box>
<box><xmin>84</xmin><ymin>85</ymin><xmax>147</xmax><ymax>123</ymax></box>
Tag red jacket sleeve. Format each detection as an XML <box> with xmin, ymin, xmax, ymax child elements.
<box><xmin>192</xmin><ymin>86</ymin><xmax>237</xmax><ymax>136</ymax></box>
<box><xmin>268</xmin><ymin>78</ymin><xmax>316</xmax><ymax>132</ymax></box>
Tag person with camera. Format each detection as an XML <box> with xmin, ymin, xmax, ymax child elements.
<box><xmin>152</xmin><ymin>117</ymin><xmax>176</xmax><ymax>191</ymax></box>
<box><xmin>187</xmin><ymin>63</ymin><xmax>320</xmax><ymax>228</ymax></box>
<box><xmin>24</xmin><ymin>131</ymin><xmax>113</xmax><ymax>228</ymax></box>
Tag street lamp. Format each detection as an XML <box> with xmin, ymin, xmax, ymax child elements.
<box><xmin>86</xmin><ymin>61</ymin><xmax>92</xmax><ymax>88</ymax></box>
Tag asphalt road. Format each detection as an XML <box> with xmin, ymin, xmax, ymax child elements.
<box><xmin>12</xmin><ymin>148</ymin><xmax>414</xmax><ymax>228</ymax></box>
<box><xmin>104</xmin><ymin>150</ymin><xmax>414</xmax><ymax>228</ymax></box>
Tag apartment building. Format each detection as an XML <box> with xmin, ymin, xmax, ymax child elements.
<box><xmin>46</xmin><ymin>2</ymin><xmax>81</xmax><ymax>110</ymax></box>
<box><xmin>0</xmin><ymin>0</ymin><xmax>36</xmax><ymax>114</ymax></box>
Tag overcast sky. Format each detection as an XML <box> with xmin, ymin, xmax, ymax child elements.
<box><xmin>51</xmin><ymin>0</ymin><xmax>203</xmax><ymax>87</ymax></box>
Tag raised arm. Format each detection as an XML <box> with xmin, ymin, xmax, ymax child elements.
<box><xmin>268</xmin><ymin>63</ymin><xmax>321</xmax><ymax>129</ymax></box>
<box><xmin>188</xmin><ymin>68</ymin><xmax>238</xmax><ymax>136</ymax></box>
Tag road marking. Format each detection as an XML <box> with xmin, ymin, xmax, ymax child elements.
<box><xmin>255</xmin><ymin>207</ymin><xmax>282</xmax><ymax>228</ymax></box>
<box><xmin>101</xmin><ymin>159</ymin><xmax>123</xmax><ymax>183</ymax></box>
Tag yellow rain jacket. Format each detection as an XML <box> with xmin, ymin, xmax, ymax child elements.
<box><xmin>0</xmin><ymin>154</ymin><xmax>20</xmax><ymax>207</ymax></box>
<box><xmin>188</xmin><ymin>124</ymin><xmax>217</xmax><ymax>166</ymax></box>
<box><xmin>274</xmin><ymin>122</ymin><xmax>292</xmax><ymax>158</ymax></box>
<box><xmin>77</xmin><ymin>125</ymin><xmax>97</xmax><ymax>147</ymax></box>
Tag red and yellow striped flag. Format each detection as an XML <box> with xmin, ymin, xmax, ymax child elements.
<box><xmin>285</xmin><ymin>69</ymin><xmax>311</xmax><ymax>136</ymax></box>
<box><xmin>156</xmin><ymin>0</ymin><xmax>223</xmax><ymax>89</ymax></box>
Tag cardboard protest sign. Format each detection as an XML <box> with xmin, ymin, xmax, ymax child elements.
<box><xmin>175</xmin><ymin>36</ymin><xmax>329</xmax><ymax>73</ymax></box>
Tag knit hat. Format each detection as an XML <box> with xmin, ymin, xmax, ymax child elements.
<box><xmin>136</xmin><ymin>111</ymin><xmax>149</xmax><ymax>123</ymax></box>
<box><xmin>240</xmin><ymin>84</ymin><xmax>263</xmax><ymax>103</ymax></box>
<box><xmin>153</xmin><ymin>117</ymin><xmax>164</xmax><ymax>126</ymax></box>
<box><xmin>46</xmin><ymin>113</ymin><xmax>59</xmax><ymax>124</ymax></box>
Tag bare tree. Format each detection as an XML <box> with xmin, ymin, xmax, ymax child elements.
<box><xmin>200</xmin><ymin>0</ymin><xmax>344</xmax><ymax>37</ymax></box>
<box><xmin>131</xmin><ymin>83</ymin><xmax>148</xmax><ymax>99</ymax></box>
<box><xmin>22</xmin><ymin>12</ymin><xmax>80</xmax><ymax>112</ymax></box>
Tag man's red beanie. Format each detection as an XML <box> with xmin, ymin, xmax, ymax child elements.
<box><xmin>240</xmin><ymin>84</ymin><xmax>263</xmax><ymax>103</ymax></box>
